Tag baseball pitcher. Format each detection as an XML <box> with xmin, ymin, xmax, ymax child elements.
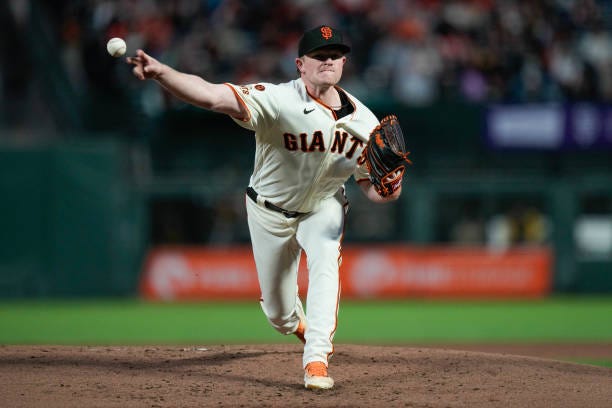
<box><xmin>127</xmin><ymin>25</ymin><xmax>410</xmax><ymax>390</ymax></box>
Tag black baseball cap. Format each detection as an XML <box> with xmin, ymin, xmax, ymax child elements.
<box><xmin>298</xmin><ymin>25</ymin><xmax>351</xmax><ymax>57</ymax></box>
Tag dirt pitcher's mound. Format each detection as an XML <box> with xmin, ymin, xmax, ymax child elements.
<box><xmin>1</xmin><ymin>344</ymin><xmax>610</xmax><ymax>407</ymax></box>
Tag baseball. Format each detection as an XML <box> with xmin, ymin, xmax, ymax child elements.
<box><xmin>106</xmin><ymin>37</ymin><xmax>127</xmax><ymax>57</ymax></box>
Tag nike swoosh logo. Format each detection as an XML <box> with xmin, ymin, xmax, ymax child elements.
<box><xmin>303</xmin><ymin>107</ymin><xmax>315</xmax><ymax>114</ymax></box>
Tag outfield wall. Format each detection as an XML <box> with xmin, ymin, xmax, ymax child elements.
<box><xmin>0</xmin><ymin>140</ymin><xmax>145</xmax><ymax>297</ymax></box>
<box><xmin>0</xmin><ymin>137</ymin><xmax>610</xmax><ymax>298</ymax></box>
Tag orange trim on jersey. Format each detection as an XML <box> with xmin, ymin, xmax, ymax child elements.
<box><xmin>223</xmin><ymin>83</ymin><xmax>251</xmax><ymax>122</ymax></box>
<box><xmin>334</xmin><ymin>85</ymin><xmax>357</xmax><ymax>120</ymax></box>
<box><xmin>326</xmin><ymin>190</ymin><xmax>349</xmax><ymax>363</ymax></box>
<box><xmin>306</xmin><ymin>86</ymin><xmax>357</xmax><ymax>121</ymax></box>
<box><xmin>305</xmin><ymin>87</ymin><xmax>338</xmax><ymax>120</ymax></box>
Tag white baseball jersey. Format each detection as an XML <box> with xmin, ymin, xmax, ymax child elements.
<box><xmin>225</xmin><ymin>78</ymin><xmax>379</xmax><ymax>212</ymax></box>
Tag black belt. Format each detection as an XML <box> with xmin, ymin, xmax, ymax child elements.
<box><xmin>246</xmin><ymin>187</ymin><xmax>307</xmax><ymax>218</ymax></box>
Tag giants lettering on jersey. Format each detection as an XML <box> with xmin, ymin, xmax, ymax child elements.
<box><xmin>283</xmin><ymin>130</ymin><xmax>363</xmax><ymax>159</ymax></box>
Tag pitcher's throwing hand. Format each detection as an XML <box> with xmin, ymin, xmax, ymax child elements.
<box><xmin>126</xmin><ymin>50</ymin><xmax>164</xmax><ymax>80</ymax></box>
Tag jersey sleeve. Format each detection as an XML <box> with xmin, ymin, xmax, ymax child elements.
<box><xmin>224</xmin><ymin>83</ymin><xmax>279</xmax><ymax>132</ymax></box>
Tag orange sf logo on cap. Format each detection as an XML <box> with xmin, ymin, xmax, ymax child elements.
<box><xmin>321</xmin><ymin>26</ymin><xmax>333</xmax><ymax>40</ymax></box>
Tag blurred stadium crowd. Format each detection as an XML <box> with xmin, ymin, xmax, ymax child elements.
<box><xmin>2</xmin><ymin>0</ymin><xmax>612</xmax><ymax>129</ymax></box>
<box><xmin>1</xmin><ymin>1</ymin><xmax>610</xmax><ymax>249</ymax></box>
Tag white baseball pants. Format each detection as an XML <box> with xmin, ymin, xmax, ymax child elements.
<box><xmin>246</xmin><ymin>188</ymin><xmax>348</xmax><ymax>367</ymax></box>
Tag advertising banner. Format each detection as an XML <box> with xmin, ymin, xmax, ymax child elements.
<box><xmin>140</xmin><ymin>245</ymin><xmax>552</xmax><ymax>300</ymax></box>
<box><xmin>340</xmin><ymin>245</ymin><xmax>551</xmax><ymax>298</ymax></box>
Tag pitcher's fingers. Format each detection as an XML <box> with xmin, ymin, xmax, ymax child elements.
<box><xmin>126</xmin><ymin>55</ymin><xmax>145</xmax><ymax>65</ymax></box>
<box><xmin>132</xmin><ymin>66</ymin><xmax>145</xmax><ymax>80</ymax></box>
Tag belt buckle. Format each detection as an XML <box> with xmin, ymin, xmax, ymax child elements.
<box><xmin>282</xmin><ymin>210</ymin><xmax>295</xmax><ymax>218</ymax></box>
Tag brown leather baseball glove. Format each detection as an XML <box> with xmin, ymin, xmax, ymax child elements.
<box><xmin>364</xmin><ymin>115</ymin><xmax>412</xmax><ymax>197</ymax></box>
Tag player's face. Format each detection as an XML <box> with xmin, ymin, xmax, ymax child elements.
<box><xmin>298</xmin><ymin>48</ymin><xmax>346</xmax><ymax>87</ymax></box>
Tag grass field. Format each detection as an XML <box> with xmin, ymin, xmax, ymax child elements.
<box><xmin>1</xmin><ymin>296</ymin><xmax>611</xmax><ymax>345</ymax></box>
